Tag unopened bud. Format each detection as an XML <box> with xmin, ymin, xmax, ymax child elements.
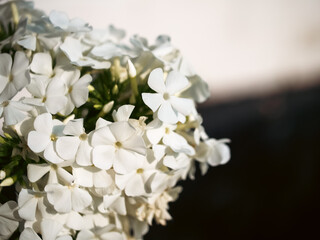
<box><xmin>0</xmin><ymin>170</ymin><xmax>6</xmax><ymax>180</ymax></box>
<box><xmin>112</xmin><ymin>85</ymin><xmax>119</xmax><ymax>95</ymax></box>
<box><xmin>127</xmin><ymin>59</ymin><xmax>137</xmax><ymax>78</ymax></box>
<box><xmin>88</xmin><ymin>85</ymin><xmax>95</xmax><ymax>92</ymax></box>
<box><xmin>0</xmin><ymin>177</ymin><xmax>14</xmax><ymax>187</ymax></box>
<box><xmin>102</xmin><ymin>101</ymin><xmax>114</xmax><ymax>115</ymax></box>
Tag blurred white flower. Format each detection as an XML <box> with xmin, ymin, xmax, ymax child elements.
<box><xmin>77</xmin><ymin>225</ymin><xmax>123</xmax><ymax>240</ymax></box>
<box><xmin>45</xmin><ymin>183</ymin><xmax>92</xmax><ymax>213</ymax></box>
<box><xmin>0</xmin><ymin>100</ymin><xmax>33</xmax><ymax>126</ymax></box>
<box><xmin>0</xmin><ymin>201</ymin><xmax>19</xmax><ymax>240</ymax></box>
<box><xmin>0</xmin><ymin>51</ymin><xmax>30</xmax><ymax>102</ymax></box>
<box><xmin>49</xmin><ymin>10</ymin><xmax>92</xmax><ymax>32</ymax></box>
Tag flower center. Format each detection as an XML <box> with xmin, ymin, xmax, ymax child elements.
<box><xmin>79</xmin><ymin>133</ymin><xmax>87</xmax><ymax>141</ymax></box>
<box><xmin>163</xmin><ymin>92</ymin><xmax>170</xmax><ymax>100</ymax></box>
<box><xmin>42</xmin><ymin>96</ymin><xmax>47</xmax><ymax>103</ymax></box>
<box><xmin>115</xmin><ymin>141</ymin><xmax>122</xmax><ymax>148</ymax></box>
<box><xmin>50</xmin><ymin>134</ymin><xmax>57</xmax><ymax>141</ymax></box>
<box><xmin>1</xmin><ymin>101</ymin><xmax>9</xmax><ymax>107</ymax></box>
<box><xmin>68</xmin><ymin>86</ymin><xmax>73</xmax><ymax>93</ymax></box>
<box><xmin>136</xmin><ymin>168</ymin><xmax>144</xmax><ymax>174</ymax></box>
<box><xmin>165</xmin><ymin>127</ymin><xmax>170</xmax><ymax>134</ymax></box>
<box><xmin>9</xmin><ymin>74</ymin><xmax>13</xmax><ymax>82</ymax></box>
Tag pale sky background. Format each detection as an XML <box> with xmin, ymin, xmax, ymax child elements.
<box><xmin>33</xmin><ymin>0</ymin><xmax>320</xmax><ymax>102</ymax></box>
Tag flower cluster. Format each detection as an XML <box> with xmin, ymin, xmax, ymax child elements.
<box><xmin>0</xmin><ymin>1</ymin><xmax>230</xmax><ymax>239</ymax></box>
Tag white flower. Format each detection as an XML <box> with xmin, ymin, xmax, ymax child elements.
<box><xmin>27</xmin><ymin>53</ymin><xmax>68</xmax><ymax>114</ymax></box>
<box><xmin>45</xmin><ymin>183</ymin><xmax>92</xmax><ymax>213</ymax></box>
<box><xmin>49</xmin><ymin>10</ymin><xmax>92</xmax><ymax>32</ymax></box>
<box><xmin>0</xmin><ymin>51</ymin><xmax>30</xmax><ymax>102</ymax></box>
<box><xmin>18</xmin><ymin>188</ymin><xmax>44</xmax><ymax>221</ymax></box>
<box><xmin>59</xmin><ymin>70</ymin><xmax>92</xmax><ymax>115</ymax></box>
<box><xmin>72</xmin><ymin>164</ymin><xmax>113</xmax><ymax>189</ymax></box>
<box><xmin>60</xmin><ymin>36</ymin><xmax>111</xmax><ymax>69</ymax></box>
<box><xmin>196</xmin><ymin>138</ymin><xmax>231</xmax><ymax>167</ymax></box>
<box><xmin>20</xmin><ymin>220</ymin><xmax>72</xmax><ymax>240</ymax></box>
<box><xmin>0</xmin><ymin>100</ymin><xmax>33</xmax><ymax>126</ymax></box>
<box><xmin>56</xmin><ymin>119</ymin><xmax>92</xmax><ymax>165</ymax></box>
<box><xmin>142</xmin><ymin>68</ymin><xmax>195</xmax><ymax>124</ymax></box>
<box><xmin>146</xmin><ymin>118</ymin><xmax>195</xmax><ymax>155</ymax></box>
<box><xmin>91</xmin><ymin>121</ymin><xmax>146</xmax><ymax>174</ymax></box>
<box><xmin>76</xmin><ymin>225</ymin><xmax>124</xmax><ymax>240</ymax></box>
<box><xmin>0</xmin><ymin>201</ymin><xmax>20</xmax><ymax>239</ymax></box>
<box><xmin>27</xmin><ymin>113</ymin><xmax>65</xmax><ymax>164</ymax></box>
<box><xmin>103</xmin><ymin>191</ymin><xmax>127</xmax><ymax>215</ymax></box>
<box><xmin>27</xmin><ymin>162</ymin><xmax>74</xmax><ymax>185</ymax></box>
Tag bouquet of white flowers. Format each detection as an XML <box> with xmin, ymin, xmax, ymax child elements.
<box><xmin>0</xmin><ymin>1</ymin><xmax>230</xmax><ymax>239</ymax></box>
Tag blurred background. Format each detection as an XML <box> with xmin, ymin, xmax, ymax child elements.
<box><xmin>34</xmin><ymin>0</ymin><xmax>320</xmax><ymax>239</ymax></box>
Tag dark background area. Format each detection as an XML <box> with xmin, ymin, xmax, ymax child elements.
<box><xmin>146</xmin><ymin>83</ymin><xmax>320</xmax><ymax>240</ymax></box>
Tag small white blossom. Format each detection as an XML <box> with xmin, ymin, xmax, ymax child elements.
<box><xmin>91</xmin><ymin>121</ymin><xmax>146</xmax><ymax>174</ymax></box>
<box><xmin>142</xmin><ymin>68</ymin><xmax>195</xmax><ymax>124</ymax></box>
<box><xmin>0</xmin><ymin>201</ymin><xmax>20</xmax><ymax>239</ymax></box>
<box><xmin>0</xmin><ymin>51</ymin><xmax>30</xmax><ymax>102</ymax></box>
<box><xmin>27</xmin><ymin>113</ymin><xmax>65</xmax><ymax>164</ymax></box>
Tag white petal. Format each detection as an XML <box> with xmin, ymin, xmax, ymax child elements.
<box><xmin>115</xmin><ymin>173</ymin><xmax>133</xmax><ymax>190</ymax></box>
<box><xmin>170</xmin><ymin>96</ymin><xmax>194</xmax><ymax>116</ymax></box>
<box><xmin>109</xmin><ymin>122</ymin><xmax>135</xmax><ymax>142</ymax></box>
<box><xmin>92</xmin><ymin>145</ymin><xmax>115</xmax><ymax>170</ymax></box>
<box><xmin>73</xmin><ymin>165</ymin><xmax>93</xmax><ymax>187</ymax></box>
<box><xmin>207</xmin><ymin>140</ymin><xmax>231</xmax><ymax>166</ymax></box>
<box><xmin>18</xmin><ymin>195</ymin><xmax>38</xmax><ymax>221</ymax></box>
<box><xmin>93</xmin><ymin>169</ymin><xmax>113</xmax><ymax>188</ymax></box>
<box><xmin>123</xmin><ymin>134</ymin><xmax>146</xmax><ymax>155</ymax></box>
<box><xmin>114</xmin><ymin>149</ymin><xmax>141</xmax><ymax>174</ymax></box>
<box><xmin>125</xmin><ymin>174</ymin><xmax>145</xmax><ymax>196</ymax></box>
<box><xmin>63</xmin><ymin>119</ymin><xmax>84</xmax><ymax>136</ymax></box>
<box><xmin>95</xmin><ymin>117</ymin><xmax>112</xmax><ymax>129</ymax></box>
<box><xmin>70</xmin><ymin>74</ymin><xmax>92</xmax><ymax>107</ymax></box>
<box><xmin>45</xmin><ymin>184</ymin><xmax>71</xmax><ymax>213</ymax></box>
<box><xmin>76</xmin><ymin>140</ymin><xmax>92</xmax><ymax>166</ymax></box>
<box><xmin>0</xmin><ymin>53</ymin><xmax>11</xmax><ymax>79</ymax></box>
<box><xmin>44</xmin><ymin>142</ymin><xmax>64</xmax><ymax>164</ymax></box>
<box><xmin>148</xmin><ymin>68</ymin><xmax>166</xmax><ymax>93</ymax></box>
<box><xmin>30</xmin><ymin>53</ymin><xmax>53</xmax><ymax>76</ymax></box>
<box><xmin>41</xmin><ymin>218</ymin><xmax>63</xmax><ymax>240</ymax></box>
<box><xmin>101</xmin><ymin>232</ymin><xmax>123</xmax><ymax>240</ymax></box>
<box><xmin>146</xmin><ymin>127</ymin><xmax>165</xmax><ymax>145</ymax></box>
<box><xmin>17</xmin><ymin>34</ymin><xmax>37</xmax><ymax>51</ymax></box>
<box><xmin>27</xmin><ymin>131</ymin><xmax>50</xmax><ymax>153</ymax></box>
<box><xmin>103</xmin><ymin>193</ymin><xmax>126</xmax><ymax>215</ymax></box>
<box><xmin>142</xmin><ymin>93</ymin><xmax>163</xmax><ymax>112</ymax></box>
<box><xmin>56</xmin><ymin>136</ymin><xmax>80</xmax><ymax>160</ymax></box>
<box><xmin>33</xmin><ymin>113</ymin><xmax>52</xmax><ymax>135</ymax></box>
<box><xmin>20</xmin><ymin>228</ymin><xmax>42</xmax><ymax>240</ymax></box>
<box><xmin>49</xmin><ymin>10</ymin><xmax>69</xmax><ymax>29</ymax></box>
<box><xmin>112</xmin><ymin>104</ymin><xmax>135</xmax><ymax>122</ymax></box>
<box><xmin>163</xmin><ymin>132</ymin><xmax>195</xmax><ymax>155</ymax></box>
<box><xmin>57</xmin><ymin>167</ymin><xmax>74</xmax><ymax>184</ymax></box>
<box><xmin>77</xmin><ymin>230</ymin><xmax>95</xmax><ymax>240</ymax></box>
<box><xmin>66</xmin><ymin>211</ymin><xmax>84</xmax><ymax>230</ymax></box>
<box><xmin>60</xmin><ymin>37</ymin><xmax>83</xmax><ymax>62</ymax></box>
<box><xmin>27</xmin><ymin>163</ymin><xmax>51</xmax><ymax>182</ymax></box>
<box><xmin>71</xmin><ymin>187</ymin><xmax>92</xmax><ymax>211</ymax></box>
<box><xmin>157</xmin><ymin>101</ymin><xmax>178</xmax><ymax>124</ymax></box>
<box><xmin>12</xmin><ymin>51</ymin><xmax>29</xmax><ymax>76</ymax></box>
<box><xmin>165</xmin><ymin>70</ymin><xmax>189</xmax><ymax>94</ymax></box>
<box><xmin>91</xmin><ymin>126</ymin><xmax>116</xmax><ymax>146</ymax></box>
<box><xmin>179</xmin><ymin>75</ymin><xmax>210</xmax><ymax>103</ymax></box>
